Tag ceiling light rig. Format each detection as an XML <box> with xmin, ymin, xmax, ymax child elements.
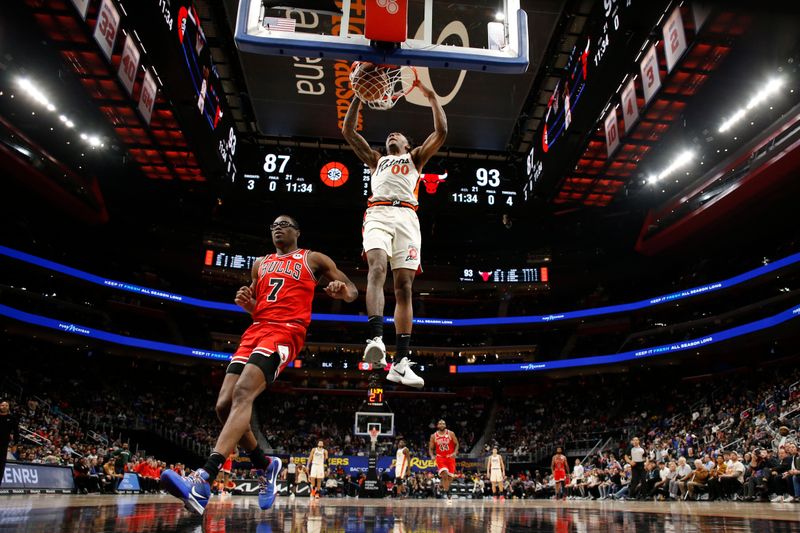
<box><xmin>718</xmin><ymin>78</ymin><xmax>784</xmax><ymax>133</ymax></box>
<box><xmin>15</xmin><ymin>76</ymin><xmax>105</xmax><ymax>149</ymax></box>
<box><xmin>647</xmin><ymin>150</ymin><xmax>695</xmax><ymax>185</ymax></box>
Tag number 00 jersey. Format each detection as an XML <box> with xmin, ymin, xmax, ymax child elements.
<box><xmin>369</xmin><ymin>154</ymin><xmax>420</xmax><ymax>206</ymax></box>
<box><xmin>252</xmin><ymin>249</ymin><xmax>317</xmax><ymax>328</ymax></box>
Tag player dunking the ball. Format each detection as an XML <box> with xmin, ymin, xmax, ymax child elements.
<box><xmin>341</xmin><ymin>77</ymin><xmax>447</xmax><ymax>388</ymax></box>
<box><xmin>161</xmin><ymin>215</ymin><xmax>358</xmax><ymax>515</ymax></box>
<box><xmin>429</xmin><ymin>419</ymin><xmax>458</xmax><ymax>503</ymax></box>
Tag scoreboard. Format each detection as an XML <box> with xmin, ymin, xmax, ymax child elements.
<box><xmin>235</xmin><ymin>145</ymin><xmax>520</xmax><ymax>210</ymax></box>
<box><xmin>448</xmin><ymin>165</ymin><xmax>518</xmax><ymax>208</ymax></box>
<box><xmin>459</xmin><ymin>267</ymin><xmax>549</xmax><ymax>284</ymax></box>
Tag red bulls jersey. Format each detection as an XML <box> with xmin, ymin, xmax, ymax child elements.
<box><xmin>252</xmin><ymin>249</ymin><xmax>317</xmax><ymax>328</ymax></box>
<box><xmin>434</xmin><ymin>431</ymin><xmax>456</xmax><ymax>457</ymax></box>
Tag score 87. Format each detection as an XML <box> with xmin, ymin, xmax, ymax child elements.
<box><xmin>263</xmin><ymin>153</ymin><xmax>291</xmax><ymax>173</ymax></box>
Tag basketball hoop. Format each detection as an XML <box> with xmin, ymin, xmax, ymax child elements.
<box><xmin>349</xmin><ymin>61</ymin><xmax>417</xmax><ymax>111</ymax></box>
<box><xmin>368</xmin><ymin>427</ymin><xmax>380</xmax><ymax>445</ymax></box>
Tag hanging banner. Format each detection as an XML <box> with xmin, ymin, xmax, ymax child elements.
<box><xmin>138</xmin><ymin>69</ymin><xmax>158</xmax><ymax>125</ymax></box>
<box><xmin>621</xmin><ymin>78</ymin><xmax>639</xmax><ymax>133</ymax></box>
<box><xmin>70</xmin><ymin>0</ymin><xmax>91</xmax><ymax>20</ymax></box>
<box><xmin>118</xmin><ymin>34</ymin><xmax>141</xmax><ymax>96</ymax></box>
<box><xmin>93</xmin><ymin>0</ymin><xmax>121</xmax><ymax>61</ymax></box>
<box><xmin>604</xmin><ymin>107</ymin><xmax>620</xmax><ymax>158</ymax></box>
<box><xmin>663</xmin><ymin>7</ymin><xmax>687</xmax><ymax>73</ymax></box>
<box><xmin>639</xmin><ymin>45</ymin><xmax>661</xmax><ymax>104</ymax></box>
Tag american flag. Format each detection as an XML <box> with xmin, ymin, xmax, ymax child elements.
<box><xmin>262</xmin><ymin>16</ymin><xmax>296</xmax><ymax>32</ymax></box>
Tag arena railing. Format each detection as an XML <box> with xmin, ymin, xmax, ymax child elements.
<box><xmin>2</xmin><ymin>244</ymin><xmax>799</xmax><ymax>327</ymax></box>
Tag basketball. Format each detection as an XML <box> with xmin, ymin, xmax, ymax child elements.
<box><xmin>350</xmin><ymin>62</ymin><xmax>391</xmax><ymax>106</ymax></box>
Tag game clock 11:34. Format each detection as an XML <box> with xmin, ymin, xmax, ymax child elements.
<box><xmin>449</xmin><ymin>166</ymin><xmax>518</xmax><ymax>208</ymax></box>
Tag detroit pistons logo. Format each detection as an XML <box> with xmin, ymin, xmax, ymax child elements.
<box><xmin>377</xmin><ymin>0</ymin><xmax>399</xmax><ymax>14</ymax></box>
<box><xmin>405</xmin><ymin>244</ymin><xmax>419</xmax><ymax>262</ymax></box>
<box><xmin>320</xmin><ymin>161</ymin><xmax>349</xmax><ymax>187</ymax></box>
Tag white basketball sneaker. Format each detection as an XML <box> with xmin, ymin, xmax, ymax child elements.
<box><xmin>387</xmin><ymin>357</ymin><xmax>424</xmax><ymax>389</ymax></box>
<box><xmin>364</xmin><ymin>337</ymin><xmax>388</xmax><ymax>368</ymax></box>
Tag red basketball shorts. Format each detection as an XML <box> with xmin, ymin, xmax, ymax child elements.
<box><xmin>227</xmin><ymin>321</ymin><xmax>306</xmax><ymax>380</ymax></box>
<box><xmin>436</xmin><ymin>456</ymin><xmax>456</xmax><ymax>476</ymax></box>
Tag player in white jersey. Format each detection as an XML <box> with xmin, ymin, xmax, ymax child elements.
<box><xmin>486</xmin><ymin>447</ymin><xmax>506</xmax><ymax>499</ymax></box>
<box><xmin>392</xmin><ymin>439</ymin><xmax>411</xmax><ymax>498</ymax></box>
<box><xmin>342</xmin><ymin>79</ymin><xmax>447</xmax><ymax>389</ymax></box>
<box><xmin>307</xmin><ymin>441</ymin><xmax>327</xmax><ymax>499</ymax></box>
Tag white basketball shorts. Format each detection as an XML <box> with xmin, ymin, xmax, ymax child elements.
<box><xmin>362</xmin><ymin>206</ymin><xmax>421</xmax><ymax>272</ymax></box>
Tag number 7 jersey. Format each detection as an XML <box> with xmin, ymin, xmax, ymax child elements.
<box><xmin>253</xmin><ymin>249</ymin><xmax>317</xmax><ymax>328</ymax></box>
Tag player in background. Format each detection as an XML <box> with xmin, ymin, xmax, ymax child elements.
<box><xmin>393</xmin><ymin>439</ymin><xmax>411</xmax><ymax>498</ymax></box>
<box><xmin>161</xmin><ymin>215</ymin><xmax>358</xmax><ymax>515</ymax></box>
<box><xmin>307</xmin><ymin>440</ymin><xmax>328</xmax><ymax>499</ymax></box>
<box><xmin>429</xmin><ymin>419</ymin><xmax>459</xmax><ymax>503</ymax></box>
<box><xmin>286</xmin><ymin>459</ymin><xmax>297</xmax><ymax>499</ymax></box>
<box><xmin>551</xmin><ymin>447</ymin><xmax>568</xmax><ymax>501</ymax></box>
<box><xmin>341</xmin><ymin>78</ymin><xmax>447</xmax><ymax>389</ymax></box>
<box><xmin>486</xmin><ymin>447</ymin><xmax>506</xmax><ymax>500</ymax></box>
<box><xmin>220</xmin><ymin>454</ymin><xmax>234</xmax><ymax>494</ymax></box>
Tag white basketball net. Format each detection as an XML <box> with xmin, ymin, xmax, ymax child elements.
<box><xmin>350</xmin><ymin>62</ymin><xmax>416</xmax><ymax>111</ymax></box>
<box><xmin>368</xmin><ymin>428</ymin><xmax>380</xmax><ymax>444</ymax></box>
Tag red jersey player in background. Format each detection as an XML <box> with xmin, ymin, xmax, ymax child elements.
<box><xmin>429</xmin><ymin>419</ymin><xmax>459</xmax><ymax>503</ymax></box>
<box><xmin>551</xmin><ymin>447</ymin><xmax>568</xmax><ymax>500</ymax></box>
<box><xmin>162</xmin><ymin>215</ymin><xmax>358</xmax><ymax>515</ymax></box>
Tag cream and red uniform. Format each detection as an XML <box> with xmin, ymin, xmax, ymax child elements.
<box><xmin>363</xmin><ymin>154</ymin><xmax>422</xmax><ymax>271</ymax></box>
<box><xmin>309</xmin><ymin>447</ymin><xmax>326</xmax><ymax>479</ymax></box>
<box><xmin>227</xmin><ymin>249</ymin><xmax>316</xmax><ymax>379</ymax></box>
<box><xmin>489</xmin><ymin>454</ymin><xmax>503</xmax><ymax>483</ymax></box>
<box><xmin>395</xmin><ymin>447</ymin><xmax>409</xmax><ymax>480</ymax></box>
<box><xmin>434</xmin><ymin>431</ymin><xmax>456</xmax><ymax>476</ymax></box>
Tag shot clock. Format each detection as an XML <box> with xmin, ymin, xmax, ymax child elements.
<box><xmin>367</xmin><ymin>387</ymin><xmax>384</xmax><ymax>406</ymax></box>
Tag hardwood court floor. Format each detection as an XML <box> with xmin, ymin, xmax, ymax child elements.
<box><xmin>0</xmin><ymin>494</ymin><xmax>799</xmax><ymax>532</ymax></box>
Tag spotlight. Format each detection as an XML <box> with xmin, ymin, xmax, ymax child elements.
<box><xmin>494</xmin><ymin>11</ymin><xmax>505</xmax><ymax>21</ymax></box>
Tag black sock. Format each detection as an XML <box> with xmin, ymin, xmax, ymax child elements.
<box><xmin>248</xmin><ymin>447</ymin><xmax>271</xmax><ymax>470</ymax></box>
<box><xmin>368</xmin><ymin>315</ymin><xmax>384</xmax><ymax>339</ymax></box>
<box><xmin>202</xmin><ymin>452</ymin><xmax>225</xmax><ymax>481</ymax></box>
<box><xmin>396</xmin><ymin>334</ymin><xmax>411</xmax><ymax>359</ymax></box>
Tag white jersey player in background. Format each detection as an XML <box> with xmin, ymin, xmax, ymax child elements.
<box><xmin>487</xmin><ymin>447</ymin><xmax>506</xmax><ymax>500</ymax></box>
<box><xmin>342</xmin><ymin>77</ymin><xmax>448</xmax><ymax>389</ymax></box>
<box><xmin>307</xmin><ymin>440</ymin><xmax>327</xmax><ymax>499</ymax></box>
<box><xmin>392</xmin><ymin>439</ymin><xmax>411</xmax><ymax>498</ymax></box>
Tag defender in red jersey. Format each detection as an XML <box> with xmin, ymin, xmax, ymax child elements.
<box><xmin>161</xmin><ymin>215</ymin><xmax>358</xmax><ymax>515</ymax></box>
<box><xmin>551</xmin><ymin>447</ymin><xmax>568</xmax><ymax>501</ymax></box>
<box><xmin>429</xmin><ymin>419</ymin><xmax>459</xmax><ymax>502</ymax></box>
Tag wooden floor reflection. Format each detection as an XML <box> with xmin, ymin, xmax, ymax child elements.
<box><xmin>1</xmin><ymin>494</ymin><xmax>799</xmax><ymax>532</ymax></box>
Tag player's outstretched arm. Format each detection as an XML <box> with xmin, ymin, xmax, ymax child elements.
<box><xmin>308</xmin><ymin>252</ymin><xmax>358</xmax><ymax>303</ymax></box>
<box><xmin>341</xmin><ymin>98</ymin><xmax>380</xmax><ymax>171</ymax></box>
<box><xmin>234</xmin><ymin>257</ymin><xmax>262</xmax><ymax>314</ymax></box>
<box><xmin>451</xmin><ymin>432</ymin><xmax>459</xmax><ymax>458</ymax></box>
<box><xmin>411</xmin><ymin>81</ymin><xmax>448</xmax><ymax>172</ymax></box>
<box><xmin>429</xmin><ymin>434</ymin><xmax>436</xmax><ymax>460</ymax></box>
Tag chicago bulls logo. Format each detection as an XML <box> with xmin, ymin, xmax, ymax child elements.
<box><xmin>419</xmin><ymin>171</ymin><xmax>447</xmax><ymax>194</ymax></box>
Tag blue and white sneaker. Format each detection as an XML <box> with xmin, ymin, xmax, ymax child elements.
<box><xmin>258</xmin><ymin>457</ymin><xmax>282</xmax><ymax>510</ymax></box>
<box><xmin>161</xmin><ymin>468</ymin><xmax>211</xmax><ymax>516</ymax></box>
